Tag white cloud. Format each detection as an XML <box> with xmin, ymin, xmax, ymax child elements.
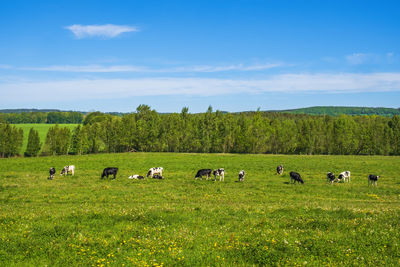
<box><xmin>65</xmin><ymin>24</ymin><xmax>139</xmax><ymax>38</ymax></box>
<box><xmin>346</xmin><ymin>53</ymin><xmax>372</xmax><ymax>65</ymax></box>
<box><xmin>20</xmin><ymin>65</ymin><xmax>148</xmax><ymax>73</ymax></box>
<box><xmin>10</xmin><ymin>63</ymin><xmax>283</xmax><ymax>73</ymax></box>
<box><xmin>1</xmin><ymin>73</ymin><xmax>400</xmax><ymax>102</ymax></box>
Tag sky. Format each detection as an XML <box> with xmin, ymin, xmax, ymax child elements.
<box><xmin>0</xmin><ymin>0</ymin><xmax>400</xmax><ymax>113</ymax></box>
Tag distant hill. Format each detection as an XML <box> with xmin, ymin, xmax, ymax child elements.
<box><xmin>276</xmin><ymin>106</ymin><xmax>400</xmax><ymax>116</ymax></box>
<box><xmin>0</xmin><ymin>108</ymin><xmax>65</xmax><ymax>113</ymax></box>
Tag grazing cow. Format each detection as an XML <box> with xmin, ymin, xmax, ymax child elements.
<box><xmin>147</xmin><ymin>167</ymin><xmax>164</xmax><ymax>178</ymax></box>
<box><xmin>327</xmin><ymin>172</ymin><xmax>335</xmax><ymax>184</ymax></box>
<box><xmin>61</xmin><ymin>165</ymin><xmax>75</xmax><ymax>176</ymax></box>
<box><xmin>238</xmin><ymin>170</ymin><xmax>245</xmax><ymax>182</ymax></box>
<box><xmin>194</xmin><ymin>169</ymin><xmax>212</xmax><ymax>180</ymax></box>
<box><xmin>338</xmin><ymin>171</ymin><xmax>351</xmax><ymax>183</ymax></box>
<box><xmin>290</xmin><ymin>171</ymin><xmax>304</xmax><ymax>184</ymax></box>
<box><xmin>213</xmin><ymin>168</ymin><xmax>225</xmax><ymax>181</ymax></box>
<box><xmin>152</xmin><ymin>174</ymin><xmax>164</xmax><ymax>179</ymax></box>
<box><xmin>129</xmin><ymin>174</ymin><xmax>144</xmax><ymax>179</ymax></box>
<box><xmin>368</xmin><ymin>174</ymin><xmax>379</xmax><ymax>186</ymax></box>
<box><xmin>49</xmin><ymin>167</ymin><xmax>56</xmax><ymax>180</ymax></box>
<box><xmin>101</xmin><ymin>167</ymin><xmax>118</xmax><ymax>179</ymax></box>
<box><xmin>277</xmin><ymin>165</ymin><xmax>284</xmax><ymax>175</ymax></box>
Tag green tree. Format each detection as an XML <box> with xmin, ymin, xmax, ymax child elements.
<box><xmin>0</xmin><ymin>123</ymin><xmax>23</xmax><ymax>157</ymax></box>
<box><xmin>24</xmin><ymin>128</ymin><xmax>41</xmax><ymax>157</ymax></box>
<box><xmin>43</xmin><ymin>124</ymin><xmax>71</xmax><ymax>155</ymax></box>
<box><xmin>71</xmin><ymin>125</ymin><xmax>88</xmax><ymax>155</ymax></box>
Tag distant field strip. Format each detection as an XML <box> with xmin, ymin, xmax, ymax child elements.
<box><xmin>15</xmin><ymin>123</ymin><xmax>78</xmax><ymax>153</ymax></box>
<box><xmin>0</xmin><ymin>153</ymin><xmax>399</xmax><ymax>265</ymax></box>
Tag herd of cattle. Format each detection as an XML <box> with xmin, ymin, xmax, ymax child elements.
<box><xmin>48</xmin><ymin>164</ymin><xmax>381</xmax><ymax>186</ymax></box>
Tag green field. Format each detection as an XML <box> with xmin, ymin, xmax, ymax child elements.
<box><xmin>15</xmin><ymin>124</ymin><xmax>78</xmax><ymax>153</ymax></box>
<box><xmin>1</xmin><ymin>153</ymin><xmax>399</xmax><ymax>266</ymax></box>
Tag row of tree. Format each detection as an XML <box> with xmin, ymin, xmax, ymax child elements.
<box><xmin>1</xmin><ymin>105</ymin><xmax>400</xmax><ymax>157</ymax></box>
<box><xmin>0</xmin><ymin>111</ymin><xmax>84</xmax><ymax>124</ymax></box>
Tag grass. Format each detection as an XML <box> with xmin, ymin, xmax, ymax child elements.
<box><xmin>0</xmin><ymin>152</ymin><xmax>399</xmax><ymax>266</ymax></box>
<box><xmin>14</xmin><ymin>124</ymin><xmax>78</xmax><ymax>153</ymax></box>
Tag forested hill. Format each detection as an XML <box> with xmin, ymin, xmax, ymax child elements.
<box><xmin>278</xmin><ymin>106</ymin><xmax>400</xmax><ymax>116</ymax></box>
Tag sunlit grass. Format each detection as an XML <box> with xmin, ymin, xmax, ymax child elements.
<box><xmin>0</xmin><ymin>152</ymin><xmax>399</xmax><ymax>265</ymax></box>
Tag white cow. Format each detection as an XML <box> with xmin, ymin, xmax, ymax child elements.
<box><xmin>213</xmin><ymin>168</ymin><xmax>225</xmax><ymax>181</ymax></box>
<box><xmin>147</xmin><ymin>167</ymin><xmax>164</xmax><ymax>178</ymax></box>
<box><xmin>129</xmin><ymin>174</ymin><xmax>144</xmax><ymax>179</ymax></box>
<box><xmin>61</xmin><ymin>165</ymin><xmax>75</xmax><ymax>176</ymax></box>
<box><xmin>238</xmin><ymin>170</ymin><xmax>245</xmax><ymax>182</ymax></box>
<box><xmin>338</xmin><ymin>171</ymin><xmax>351</xmax><ymax>182</ymax></box>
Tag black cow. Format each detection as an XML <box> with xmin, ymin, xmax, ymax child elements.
<box><xmin>194</xmin><ymin>169</ymin><xmax>212</xmax><ymax>180</ymax></box>
<box><xmin>277</xmin><ymin>165</ymin><xmax>284</xmax><ymax>175</ymax></box>
<box><xmin>368</xmin><ymin>174</ymin><xmax>379</xmax><ymax>186</ymax></box>
<box><xmin>290</xmin><ymin>171</ymin><xmax>304</xmax><ymax>184</ymax></box>
<box><xmin>101</xmin><ymin>167</ymin><xmax>118</xmax><ymax>179</ymax></box>
<box><xmin>49</xmin><ymin>167</ymin><xmax>56</xmax><ymax>180</ymax></box>
<box><xmin>327</xmin><ymin>172</ymin><xmax>335</xmax><ymax>184</ymax></box>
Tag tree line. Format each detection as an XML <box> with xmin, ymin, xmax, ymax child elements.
<box><xmin>0</xmin><ymin>111</ymin><xmax>84</xmax><ymax>124</ymax></box>
<box><xmin>1</xmin><ymin>105</ymin><xmax>400</xmax><ymax>157</ymax></box>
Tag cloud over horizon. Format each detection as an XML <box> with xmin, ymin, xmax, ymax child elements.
<box><xmin>4</xmin><ymin>63</ymin><xmax>284</xmax><ymax>73</ymax></box>
<box><xmin>2</xmin><ymin>72</ymin><xmax>400</xmax><ymax>103</ymax></box>
<box><xmin>65</xmin><ymin>24</ymin><xmax>139</xmax><ymax>38</ymax></box>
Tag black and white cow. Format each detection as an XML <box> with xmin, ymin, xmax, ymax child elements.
<box><xmin>277</xmin><ymin>165</ymin><xmax>284</xmax><ymax>175</ymax></box>
<box><xmin>101</xmin><ymin>167</ymin><xmax>118</xmax><ymax>179</ymax></box>
<box><xmin>147</xmin><ymin>167</ymin><xmax>163</xmax><ymax>178</ymax></box>
<box><xmin>327</xmin><ymin>172</ymin><xmax>335</xmax><ymax>184</ymax></box>
<box><xmin>61</xmin><ymin>165</ymin><xmax>75</xmax><ymax>176</ymax></box>
<box><xmin>368</xmin><ymin>174</ymin><xmax>379</xmax><ymax>186</ymax></box>
<box><xmin>213</xmin><ymin>168</ymin><xmax>225</xmax><ymax>181</ymax></box>
<box><xmin>129</xmin><ymin>174</ymin><xmax>144</xmax><ymax>179</ymax></box>
<box><xmin>338</xmin><ymin>171</ymin><xmax>351</xmax><ymax>183</ymax></box>
<box><xmin>290</xmin><ymin>171</ymin><xmax>304</xmax><ymax>184</ymax></box>
<box><xmin>49</xmin><ymin>167</ymin><xmax>56</xmax><ymax>180</ymax></box>
<box><xmin>238</xmin><ymin>170</ymin><xmax>245</xmax><ymax>182</ymax></box>
<box><xmin>194</xmin><ymin>169</ymin><xmax>212</xmax><ymax>180</ymax></box>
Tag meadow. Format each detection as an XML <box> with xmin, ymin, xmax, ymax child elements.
<box><xmin>15</xmin><ymin>124</ymin><xmax>78</xmax><ymax>153</ymax></box>
<box><xmin>0</xmin><ymin>152</ymin><xmax>399</xmax><ymax>266</ymax></box>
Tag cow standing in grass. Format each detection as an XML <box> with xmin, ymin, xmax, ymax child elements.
<box><xmin>101</xmin><ymin>167</ymin><xmax>118</xmax><ymax>179</ymax></box>
<box><xmin>368</xmin><ymin>174</ymin><xmax>379</xmax><ymax>186</ymax></box>
<box><xmin>213</xmin><ymin>168</ymin><xmax>225</xmax><ymax>181</ymax></box>
<box><xmin>238</xmin><ymin>170</ymin><xmax>245</xmax><ymax>182</ymax></box>
<box><xmin>61</xmin><ymin>165</ymin><xmax>75</xmax><ymax>176</ymax></box>
<box><xmin>338</xmin><ymin>171</ymin><xmax>351</xmax><ymax>183</ymax></box>
<box><xmin>195</xmin><ymin>169</ymin><xmax>212</xmax><ymax>180</ymax></box>
<box><xmin>327</xmin><ymin>172</ymin><xmax>335</xmax><ymax>184</ymax></box>
<box><xmin>290</xmin><ymin>171</ymin><xmax>304</xmax><ymax>184</ymax></box>
<box><xmin>277</xmin><ymin>165</ymin><xmax>284</xmax><ymax>175</ymax></box>
<box><xmin>49</xmin><ymin>168</ymin><xmax>55</xmax><ymax>180</ymax></box>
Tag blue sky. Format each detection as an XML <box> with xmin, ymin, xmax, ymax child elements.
<box><xmin>1</xmin><ymin>0</ymin><xmax>399</xmax><ymax>112</ymax></box>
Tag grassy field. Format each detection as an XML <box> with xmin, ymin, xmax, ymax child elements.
<box><xmin>15</xmin><ymin>124</ymin><xmax>78</xmax><ymax>153</ymax></box>
<box><xmin>0</xmin><ymin>152</ymin><xmax>399</xmax><ymax>266</ymax></box>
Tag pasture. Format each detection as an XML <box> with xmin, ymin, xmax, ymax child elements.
<box><xmin>0</xmin><ymin>153</ymin><xmax>399</xmax><ymax>266</ymax></box>
<box><xmin>15</xmin><ymin>123</ymin><xmax>78</xmax><ymax>153</ymax></box>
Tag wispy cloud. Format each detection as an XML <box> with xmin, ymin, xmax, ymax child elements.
<box><xmin>65</xmin><ymin>24</ymin><xmax>139</xmax><ymax>38</ymax></box>
<box><xmin>20</xmin><ymin>65</ymin><xmax>148</xmax><ymax>73</ymax></box>
<box><xmin>346</xmin><ymin>53</ymin><xmax>372</xmax><ymax>65</ymax></box>
<box><xmin>2</xmin><ymin>72</ymin><xmax>400</xmax><ymax>102</ymax></box>
<box><xmin>8</xmin><ymin>63</ymin><xmax>284</xmax><ymax>73</ymax></box>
